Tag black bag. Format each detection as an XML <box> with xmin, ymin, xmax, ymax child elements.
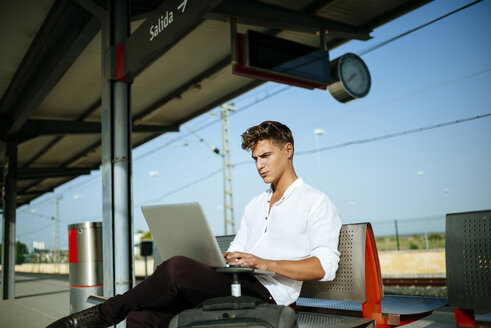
<box><xmin>169</xmin><ymin>296</ymin><xmax>298</xmax><ymax>327</ymax></box>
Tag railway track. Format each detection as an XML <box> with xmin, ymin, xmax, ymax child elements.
<box><xmin>383</xmin><ymin>277</ymin><xmax>447</xmax><ymax>287</ymax></box>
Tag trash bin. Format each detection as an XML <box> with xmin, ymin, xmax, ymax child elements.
<box><xmin>68</xmin><ymin>222</ymin><xmax>103</xmax><ymax>313</ymax></box>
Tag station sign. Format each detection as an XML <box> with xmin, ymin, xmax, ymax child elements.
<box><xmin>118</xmin><ymin>0</ymin><xmax>223</xmax><ymax>79</ymax></box>
<box><xmin>233</xmin><ymin>33</ymin><xmax>328</xmax><ymax>90</ymax></box>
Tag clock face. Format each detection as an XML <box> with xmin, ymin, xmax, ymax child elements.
<box><xmin>339</xmin><ymin>54</ymin><xmax>371</xmax><ymax>98</ymax></box>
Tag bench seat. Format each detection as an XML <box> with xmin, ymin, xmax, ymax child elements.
<box><xmin>297</xmin><ymin>295</ymin><xmax>448</xmax><ymax>315</ymax></box>
<box><xmin>297</xmin><ymin>295</ymin><xmax>448</xmax><ymax>326</ymax></box>
<box><xmin>297</xmin><ymin>312</ymin><xmax>374</xmax><ymax>328</ymax></box>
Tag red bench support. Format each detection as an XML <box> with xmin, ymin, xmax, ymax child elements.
<box><xmin>454</xmin><ymin>308</ymin><xmax>475</xmax><ymax>327</ymax></box>
<box><xmin>362</xmin><ymin>225</ymin><xmax>388</xmax><ymax>327</ymax></box>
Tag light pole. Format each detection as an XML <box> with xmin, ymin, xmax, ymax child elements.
<box><xmin>55</xmin><ymin>195</ymin><xmax>63</xmax><ymax>271</ymax></box>
<box><xmin>72</xmin><ymin>194</ymin><xmax>81</xmax><ymax>221</ymax></box>
<box><xmin>417</xmin><ymin>171</ymin><xmax>429</xmax><ymax>250</ymax></box>
<box><xmin>149</xmin><ymin>171</ymin><xmax>160</xmax><ymax>198</ymax></box>
<box><xmin>314</xmin><ymin>129</ymin><xmax>325</xmax><ymax>191</ymax></box>
<box><xmin>444</xmin><ymin>188</ymin><xmax>451</xmax><ymax>215</ymax></box>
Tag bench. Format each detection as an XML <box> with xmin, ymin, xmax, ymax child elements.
<box><xmin>217</xmin><ymin>223</ymin><xmax>447</xmax><ymax>328</ymax></box>
<box><xmin>445</xmin><ymin>210</ymin><xmax>491</xmax><ymax>327</ymax></box>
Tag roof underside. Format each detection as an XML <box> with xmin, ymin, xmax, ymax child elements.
<box><xmin>0</xmin><ymin>0</ymin><xmax>432</xmax><ymax>207</ymax></box>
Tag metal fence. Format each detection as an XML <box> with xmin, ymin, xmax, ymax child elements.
<box><xmin>367</xmin><ymin>216</ymin><xmax>445</xmax><ymax>251</ymax></box>
<box><xmin>370</xmin><ymin>215</ymin><xmax>445</xmax><ymax>237</ymax></box>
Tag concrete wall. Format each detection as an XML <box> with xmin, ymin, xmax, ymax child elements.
<box><xmin>13</xmin><ymin>263</ymin><xmax>69</xmax><ymax>275</ymax></box>
<box><xmin>378</xmin><ymin>250</ymin><xmax>446</xmax><ymax>277</ymax></box>
<box><xmin>11</xmin><ymin>259</ymin><xmax>155</xmax><ymax>277</ymax></box>
<box><xmin>7</xmin><ymin>250</ymin><xmax>446</xmax><ymax>277</ymax></box>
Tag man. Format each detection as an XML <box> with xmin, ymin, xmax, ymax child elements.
<box><xmin>48</xmin><ymin>121</ymin><xmax>341</xmax><ymax>328</ymax></box>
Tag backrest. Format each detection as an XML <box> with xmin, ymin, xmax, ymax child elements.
<box><xmin>300</xmin><ymin>223</ymin><xmax>369</xmax><ymax>302</ymax></box>
<box><xmin>300</xmin><ymin>223</ymin><xmax>385</xmax><ymax>325</ymax></box>
<box><xmin>446</xmin><ymin>210</ymin><xmax>491</xmax><ymax>313</ymax></box>
<box><xmin>216</xmin><ymin>235</ymin><xmax>236</xmax><ymax>254</ymax></box>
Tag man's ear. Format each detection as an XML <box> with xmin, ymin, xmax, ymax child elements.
<box><xmin>285</xmin><ymin>143</ymin><xmax>294</xmax><ymax>159</ymax></box>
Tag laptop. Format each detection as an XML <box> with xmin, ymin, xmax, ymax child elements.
<box><xmin>141</xmin><ymin>202</ymin><xmax>274</xmax><ymax>275</ymax></box>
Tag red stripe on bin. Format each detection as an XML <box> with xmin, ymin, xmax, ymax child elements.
<box><xmin>68</xmin><ymin>229</ymin><xmax>78</xmax><ymax>263</ymax></box>
<box><xmin>70</xmin><ymin>284</ymin><xmax>104</xmax><ymax>288</ymax></box>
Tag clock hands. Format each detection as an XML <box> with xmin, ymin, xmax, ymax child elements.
<box><xmin>347</xmin><ymin>73</ymin><xmax>357</xmax><ymax>82</ymax></box>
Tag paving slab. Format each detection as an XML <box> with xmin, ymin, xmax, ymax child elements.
<box><xmin>0</xmin><ymin>273</ymin><xmax>69</xmax><ymax>328</ymax></box>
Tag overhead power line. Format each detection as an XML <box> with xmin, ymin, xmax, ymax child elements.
<box><xmin>296</xmin><ymin>113</ymin><xmax>491</xmax><ymax>156</ymax></box>
<box><xmin>358</xmin><ymin>0</ymin><xmax>483</xmax><ymax>56</ymax></box>
<box><xmin>184</xmin><ymin>125</ymin><xmax>220</xmax><ymax>154</ymax></box>
<box><xmin>144</xmin><ymin>112</ymin><xmax>491</xmax><ymax>201</ymax></box>
<box><xmin>138</xmin><ymin>168</ymin><xmax>223</xmax><ymax>206</ymax></box>
<box><xmin>133</xmin><ymin>86</ymin><xmax>291</xmax><ymax>162</ymax></box>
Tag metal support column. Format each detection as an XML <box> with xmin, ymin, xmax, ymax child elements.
<box><xmin>101</xmin><ymin>0</ymin><xmax>134</xmax><ymax>317</ymax></box>
<box><xmin>1</xmin><ymin>140</ymin><xmax>17</xmax><ymax>299</ymax></box>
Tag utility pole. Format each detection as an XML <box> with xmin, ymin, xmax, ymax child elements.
<box><xmin>221</xmin><ymin>104</ymin><xmax>235</xmax><ymax>235</ymax></box>
<box><xmin>54</xmin><ymin>195</ymin><xmax>62</xmax><ymax>272</ymax></box>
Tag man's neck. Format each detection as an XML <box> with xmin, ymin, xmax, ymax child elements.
<box><xmin>271</xmin><ymin>169</ymin><xmax>298</xmax><ymax>196</ymax></box>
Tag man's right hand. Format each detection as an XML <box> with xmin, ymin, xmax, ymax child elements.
<box><xmin>224</xmin><ymin>251</ymin><xmax>272</xmax><ymax>271</ymax></box>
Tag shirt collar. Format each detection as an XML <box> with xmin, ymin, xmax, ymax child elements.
<box><xmin>266</xmin><ymin>178</ymin><xmax>303</xmax><ymax>203</ymax></box>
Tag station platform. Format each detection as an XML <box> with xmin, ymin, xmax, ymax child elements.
<box><xmin>2</xmin><ymin>272</ymin><xmax>490</xmax><ymax>328</ymax></box>
<box><xmin>0</xmin><ymin>272</ymin><xmax>70</xmax><ymax>328</ymax></box>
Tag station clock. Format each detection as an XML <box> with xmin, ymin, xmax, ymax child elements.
<box><xmin>327</xmin><ymin>53</ymin><xmax>371</xmax><ymax>103</ymax></box>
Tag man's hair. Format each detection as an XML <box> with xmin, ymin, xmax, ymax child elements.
<box><xmin>241</xmin><ymin>121</ymin><xmax>294</xmax><ymax>152</ymax></box>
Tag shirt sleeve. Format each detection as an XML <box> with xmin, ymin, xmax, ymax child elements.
<box><xmin>307</xmin><ymin>195</ymin><xmax>342</xmax><ymax>281</ymax></box>
<box><xmin>227</xmin><ymin>214</ymin><xmax>248</xmax><ymax>253</ymax></box>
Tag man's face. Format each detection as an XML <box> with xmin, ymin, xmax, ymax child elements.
<box><xmin>251</xmin><ymin>139</ymin><xmax>292</xmax><ymax>185</ymax></box>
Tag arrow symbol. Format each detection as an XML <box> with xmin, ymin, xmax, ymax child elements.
<box><xmin>178</xmin><ymin>0</ymin><xmax>188</xmax><ymax>13</ymax></box>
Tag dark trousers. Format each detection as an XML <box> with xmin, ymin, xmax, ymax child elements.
<box><xmin>101</xmin><ymin>256</ymin><xmax>274</xmax><ymax>328</ymax></box>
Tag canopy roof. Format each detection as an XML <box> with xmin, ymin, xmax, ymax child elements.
<box><xmin>0</xmin><ymin>0</ymin><xmax>431</xmax><ymax>207</ymax></box>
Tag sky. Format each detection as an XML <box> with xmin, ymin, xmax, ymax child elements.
<box><xmin>8</xmin><ymin>0</ymin><xmax>491</xmax><ymax>251</ymax></box>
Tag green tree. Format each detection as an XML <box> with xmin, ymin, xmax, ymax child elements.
<box><xmin>16</xmin><ymin>241</ymin><xmax>28</xmax><ymax>264</ymax></box>
<box><xmin>409</xmin><ymin>241</ymin><xmax>419</xmax><ymax>250</ymax></box>
<box><xmin>428</xmin><ymin>233</ymin><xmax>443</xmax><ymax>241</ymax></box>
<box><xmin>141</xmin><ymin>231</ymin><xmax>152</xmax><ymax>240</ymax></box>
<box><xmin>0</xmin><ymin>242</ymin><xmax>29</xmax><ymax>264</ymax></box>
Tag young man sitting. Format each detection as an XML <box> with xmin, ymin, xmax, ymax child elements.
<box><xmin>48</xmin><ymin>121</ymin><xmax>341</xmax><ymax>328</ymax></box>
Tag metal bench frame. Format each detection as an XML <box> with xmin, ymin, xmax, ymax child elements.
<box><xmin>217</xmin><ymin>223</ymin><xmax>387</xmax><ymax>327</ymax></box>
<box><xmin>218</xmin><ymin>223</ymin><xmax>445</xmax><ymax>328</ymax></box>
<box><xmin>446</xmin><ymin>210</ymin><xmax>491</xmax><ymax>327</ymax></box>
<box><xmin>296</xmin><ymin>223</ymin><xmax>387</xmax><ymax>327</ymax></box>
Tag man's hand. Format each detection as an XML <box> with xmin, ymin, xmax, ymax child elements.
<box><xmin>224</xmin><ymin>252</ymin><xmax>326</xmax><ymax>281</ymax></box>
<box><xmin>224</xmin><ymin>251</ymin><xmax>271</xmax><ymax>271</ymax></box>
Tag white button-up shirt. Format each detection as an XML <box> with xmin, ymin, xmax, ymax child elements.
<box><xmin>227</xmin><ymin>178</ymin><xmax>341</xmax><ymax>305</ymax></box>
